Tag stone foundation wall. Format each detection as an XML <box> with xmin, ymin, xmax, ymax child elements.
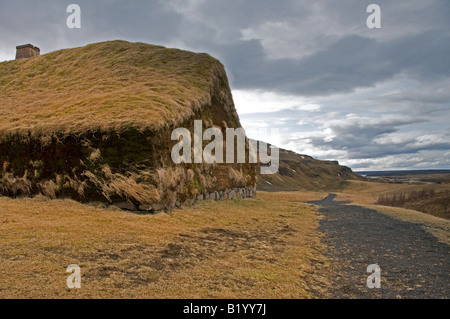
<box><xmin>107</xmin><ymin>185</ymin><xmax>257</xmax><ymax>214</ymax></box>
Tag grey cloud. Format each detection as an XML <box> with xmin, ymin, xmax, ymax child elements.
<box><xmin>2</xmin><ymin>1</ymin><xmax>449</xmax><ymax>96</ymax></box>
<box><xmin>223</xmin><ymin>30</ymin><xmax>450</xmax><ymax>96</ymax></box>
<box><xmin>1</xmin><ymin>0</ymin><xmax>449</xmax><ymax>170</ymax></box>
<box><xmin>295</xmin><ymin>124</ymin><xmax>450</xmax><ymax>160</ymax></box>
<box><xmin>277</xmin><ymin>108</ymin><xmax>450</xmax><ymax>167</ymax></box>
<box><xmin>0</xmin><ymin>0</ymin><xmax>184</xmax><ymax>57</ymax></box>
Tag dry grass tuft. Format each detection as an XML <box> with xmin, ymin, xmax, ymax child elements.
<box><xmin>156</xmin><ymin>166</ymin><xmax>189</xmax><ymax>204</ymax></box>
<box><xmin>88</xmin><ymin>149</ymin><xmax>102</xmax><ymax>163</ymax></box>
<box><xmin>0</xmin><ymin>171</ymin><xmax>32</xmax><ymax>197</ymax></box>
<box><xmin>37</xmin><ymin>180</ymin><xmax>60</xmax><ymax>199</ymax></box>
<box><xmin>156</xmin><ymin>165</ymin><xmax>217</xmax><ymax>203</ymax></box>
<box><xmin>228</xmin><ymin>167</ymin><xmax>246</xmax><ymax>188</ymax></box>
<box><xmin>83</xmin><ymin>165</ymin><xmax>159</xmax><ymax>204</ymax></box>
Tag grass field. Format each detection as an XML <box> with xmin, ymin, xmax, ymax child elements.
<box><xmin>1</xmin><ymin>180</ymin><xmax>448</xmax><ymax>299</ymax></box>
<box><xmin>334</xmin><ymin>180</ymin><xmax>449</xmax><ymax>204</ymax></box>
<box><xmin>334</xmin><ymin>180</ymin><xmax>450</xmax><ymax>220</ymax></box>
<box><xmin>0</xmin><ymin>192</ymin><xmax>330</xmax><ymax>299</ymax></box>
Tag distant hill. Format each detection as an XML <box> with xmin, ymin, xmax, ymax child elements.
<box><xmin>358</xmin><ymin>170</ymin><xmax>450</xmax><ymax>177</ymax></box>
<box><xmin>358</xmin><ymin>170</ymin><xmax>450</xmax><ymax>184</ymax></box>
<box><xmin>257</xmin><ymin>146</ymin><xmax>364</xmax><ymax>191</ymax></box>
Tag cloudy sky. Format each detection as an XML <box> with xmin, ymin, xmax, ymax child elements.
<box><xmin>1</xmin><ymin>0</ymin><xmax>449</xmax><ymax>171</ymax></box>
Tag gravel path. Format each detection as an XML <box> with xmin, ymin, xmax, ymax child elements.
<box><xmin>309</xmin><ymin>194</ymin><xmax>449</xmax><ymax>299</ymax></box>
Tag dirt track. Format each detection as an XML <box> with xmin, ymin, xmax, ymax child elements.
<box><xmin>309</xmin><ymin>194</ymin><xmax>449</xmax><ymax>299</ymax></box>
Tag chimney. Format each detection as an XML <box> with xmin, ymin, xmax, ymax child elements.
<box><xmin>16</xmin><ymin>44</ymin><xmax>40</xmax><ymax>60</ymax></box>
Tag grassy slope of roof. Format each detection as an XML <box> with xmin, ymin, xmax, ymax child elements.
<box><xmin>0</xmin><ymin>40</ymin><xmax>221</xmax><ymax>137</ymax></box>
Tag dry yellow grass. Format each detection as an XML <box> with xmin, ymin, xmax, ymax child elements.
<box><xmin>334</xmin><ymin>180</ymin><xmax>450</xmax><ymax>205</ymax></box>
<box><xmin>0</xmin><ymin>40</ymin><xmax>226</xmax><ymax>139</ymax></box>
<box><xmin>0</xmin><ymin>191</ymin><xmax>330</xmax><ymax>299</ymax></box>
<box><xmin>257</xmin><ymin>191</ymin><xmax>328</xmax><ymax>203</ymax></box>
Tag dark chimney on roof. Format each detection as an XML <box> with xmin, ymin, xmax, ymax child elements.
<box><xmin>16</xmin><ymin>44</ymin><xmax>40</xmax><ymax>60</ymax></box>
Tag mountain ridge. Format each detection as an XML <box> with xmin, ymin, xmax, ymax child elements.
<box><xmin>256</xmin><ymin>146</ymin><xmax>364</xmax><ymax>191</ymax></box>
